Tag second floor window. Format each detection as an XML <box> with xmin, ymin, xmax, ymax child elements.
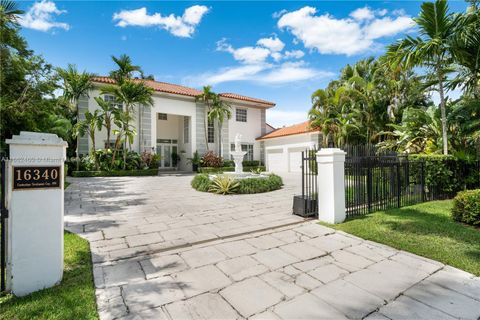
<box><xmin>236</xmin><ymin>108</ymin><xmax>247</xmax><ymax>122</ymax></box>
<box><xmin>208</xmin><ymin>119</ymin><xmax>214</xmax><ymax>143</ymax></box>
<box><xmin>158</xmin><ymin>113</ymin><xmax>168</xmax><ymax>120</ymax></box>
<box><xmin>103</xmin><ymin>94</ymin><xmax>123</xmax><ymax>110</ymax></box>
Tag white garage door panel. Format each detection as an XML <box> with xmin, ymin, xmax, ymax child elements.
<box><xmin>267</xmin><ymin>150</ymin><xmax>285</xmax><ymax>173</ymax></box>
<box><xmin>289</xmin><ymin>151</ymin><xmax>303</xmax><ymax>172</ymax></box>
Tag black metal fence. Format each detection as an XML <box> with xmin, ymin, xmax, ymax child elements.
<box><xmin>345</xmin><ymin>155</ymin><xmax>480</xmax><ymax>217</ymax></box>
<box><xmin>1</xmin><ymin>159</ymin><xmax>8</xmax><ymax>293</ymax></box>
<box><xmin>293</xmin><ymin>147</ymin><xmax>318</xmax><ymax>217</ymax></box>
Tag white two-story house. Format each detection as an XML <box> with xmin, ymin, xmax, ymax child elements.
<box><xmin>77</xmin><ymin>77</ymin><xmax>275</xmax><ymax>171</ymax></box>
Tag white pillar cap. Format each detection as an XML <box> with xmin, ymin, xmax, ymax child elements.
<box><xmin>6</xmin><ymin>131</ymin><xmax>68</xmax><ymax>147</ymax></box>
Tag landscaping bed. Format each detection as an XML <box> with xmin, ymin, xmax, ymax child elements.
<box><xmin>198</xmin><ymin>166</ymin><xmax>266</xmax><ymax>174</ymax></box>
<box><xmin>191</xmin><ymin>173</ymin><xmax>283</xmax><ymax>194</ymax></box>
<box><xmin>72</xmin><ymin>168</ymin><xmax>158</xmax><ymax>177</ymax></box>
<box><xmin>0</xmin><ymin>232</ymin><xmax>98</xmax><ymax>319</ymax></box>
<box><xmin>325</xmin><ymin>200</ymin><xmax>480</xmax><ymax>276</ymax></box>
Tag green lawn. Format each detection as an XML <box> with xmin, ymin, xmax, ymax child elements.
<box><xmin>0</xmin><ymin>232</ymin><xmax>98</xmax><ymax>320</ymax></box>
<box><xmin>325</xmin><ymin>200</ymin><xmax>480</xmax><ymax>276</ymax></box>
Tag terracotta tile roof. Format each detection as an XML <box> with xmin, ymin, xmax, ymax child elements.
<box><xmin>219</xmin><ymin>93</ymin><xmax>275</xmax><ymax>107</ymax></box>
<box><xmin>92</xmin><ymin>76</ymin><xmax>202</xmax><ymax>97</ymax></box>
<box><xmin>92</xmin><ymin>77</ymin><xmax>275</xmax><ymax>107</ymax></box>
<box><xmin>256</xmin><ymin>121</ymin><xmax>319</xmax><ymax>140</ymax></box>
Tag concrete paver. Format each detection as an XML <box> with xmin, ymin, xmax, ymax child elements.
<box><xmin>65</xmin><ymin>175</ymin><xmax>480</xmax><ymax>320</ymax></box>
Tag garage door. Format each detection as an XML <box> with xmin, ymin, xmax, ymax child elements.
<box><xmin>266</xmin><ymin>149</ymin><xmax>285</xmax><ymax>173</ymax></box>
<box><xmin>288</xmin><ymin>150</ymin><xmax>303</xmax><ymax>172</ymax></box>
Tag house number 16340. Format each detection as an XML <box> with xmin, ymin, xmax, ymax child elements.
<box><xmin>13</xmin><ymin>166</ymin><xmax>61</xmax><ymax>190</ymax></box>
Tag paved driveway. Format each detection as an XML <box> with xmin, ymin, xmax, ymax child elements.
<box><xmin>65</xmin><ymin>173</ymin><xmax>306</xmax><ymax>263</ymax></box>
<box><xmin>65</xmin><ymin>174</ymin><xmax>480</xmax><ymax>320</ymax></box>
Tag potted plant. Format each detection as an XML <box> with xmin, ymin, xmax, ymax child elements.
<box><xmin>187</xmin><ymin>150</ymin><xmax>200</xmax><ymax>172</ymax></box>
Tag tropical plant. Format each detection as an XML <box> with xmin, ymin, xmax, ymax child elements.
<box><xmin>101</xmin><ymin>79</ymin><xmax>153</xmax><ymax>168</ymax></box>
<box><xmin>208</xmin><ymin>175</ymin><xmax>240</xmax><ymax>195</ymax></box>
<box><xmin>109</xmin><ymin>54</ymin><xmax>143</xmax><ymax>84</ymax></box>
<box><xmin>196</xmin><ymin>85</ymin><xmax>217</xmax><ymax>150</ymax></box>
<box><xmin>111</xmin><ymin>111</ymin><xmax>136</xmax><ymax>168</ymax></box>
<box><xmin>95</xmin><ymin>96</ymin><xmax>119</xmax><ymax>149</ymax></box>
<box><xmin>386</xmin><ymin>0</ymin><xmax>458</xmax><ymax>155</ymax></box>
<box><xmin>200</xmin><ymin>151</ymin><xmax>223</xmax><ymax>167</ymax></box>
<box><xmin>57</xmin><ymin>64</ymin><xmax>94</xmax><ymax>169</ymax></box>
<box><xmin>73</xmin><ymin>110</ymin><xmax>102</xmax><ymax>170</ymax></box>
<box><xmin>208</xmin><ymin>95</ymin><xmax>232</xmax><ymax>156</ymax></box>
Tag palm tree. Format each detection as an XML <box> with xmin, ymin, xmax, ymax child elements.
<box><xmin>386</xmin><ymin>0</ymin><xmax>458</xmax><ymax>155</ymax></box>
<box><xmin>95</xmin><ymin>96</ymin><xmax>119</xmax><ymax>150</ymax></box>
<box><xmin>73</xmin><ymin>110</ymin><xmax>102</xmax><ymax>170</ymax></box>
<box><xmin>101</xmin><ymin>80</ymin><xmax>153</xmax><ymax>169</ymax></box>
<box><xmin>0</xmin><ymin>0</ymin><xmax>22</xmax><ymax>27</ymax></box>
<box><xmin>110</xmin><ymin>54</ymin><xmax>142</xmax><ymax>84</ymax></box>
<box><xmin>208</xmin><ymin>96</ymin><xmax>231</xmax><ymax>156</ymax></box>
<box><xmin>449</xmin><ymin>6</ymin><xmax>480</xmax><ymax>98</ymax></box>
<box><xmin>57</xmin><ymin>64</ymin><xmax>94</xmax><ymax>170</ymax></box>
<box><xmin>196</xmin><ymin>86</ymin><xmax>216</xmax><ymax>151</ymax></box>
<box><xmin>111</xmin><ymin>111</ymin><xmax>136</xmax><ymax>169</ymax></box>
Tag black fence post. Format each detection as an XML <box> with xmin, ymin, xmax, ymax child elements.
<box><xmin>1</xmin><ymin>159</ymin><xmax>8</xmax><ymax>293</ymax></box>
<box><xmin>396</xmin><ymin>162</ymin><xmax>401</xmax><ymax>208</ymax></box>
<box><xmin>367</xmin><ymin>160</ymin><xmax>372</xmax><ymax>213</ymax></box>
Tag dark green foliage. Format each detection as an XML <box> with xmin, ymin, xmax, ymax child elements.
<box><xmin>72</xmin><ymin>169</ymin><xmax>158</xmax><ymax>177</ymax></box>
<box><xmin>452</xmin><ymin>189</ymin><xmax>480</xmax><ymax>226</ymax></box>
<box><xmin>237</xmin><ymin>174</ymin><xmax>283</xmax><ymax>194</ymax></box>
<box><xmin>192</xmin><ymin>173</ymin><xmax>282</xmax><ymax>194</ymax></box>
<box><xmin>191</xmin><ymin>174</ymin><xmax>211</xmax><ymax>192</ymax></box>
<box><xmin>198</xmin><ymin>166</ymin><xmax>266</xmax><ymax>174</ymax></box>
<box><xmin>409</xmin><ymin>154</ymin><xmax>480</xmax><ymax>197</ymax></box>
<box><xmin>242</xmin><ymin>160</ymin><xmax>261</xmax><ymax>167</ymax></box>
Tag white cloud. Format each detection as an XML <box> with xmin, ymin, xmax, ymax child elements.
<box><xmin>277</xmin><ymin>6</ymin><xmax>414</xmax><ymax>56</ymax></box>
<box><xmin>217</xmin><ymin>40</ymin><xmax>272</xmax><ymax>64</ymax></box>
<box><xmin>365</xmin><ymin>16</ymin><xmax>414</xmax><ymax>39</ymax></box>
<box><xmin>272</xmin><ymin>9</ymin><xmax>288</xmax><ymax>19</ymax></box>
<box><xmin>267</xmin><ymin>110</ymin><xmax>308</xmax><ymax>128</ymax></box>
<box><xmin>257</xmin><ymin>36</ymin><xmax>285</xmax><ymax>52</ymax></box>
<box><xmin>19</xmin><ymin>0</ymin><xmax>69</xmax><ymax>32</ymax></box>
<box><xmin>284</xmin><ymin>50</ymin><xmax>305</xmax><ymax>59</ymax></box>
<box><xmin>184</xmin><ymin>60</ymin><xmax>333</xmax><ymax>86</ymax></box>
<box><xmin>112</xmin><ymin>5</ymin><xmax>209</xmax><ymax>38</ymax></box>
<box><xmin>350</xmin><ymin>7</ymin><xmax>374</xmax><ymax>21</ymax></box>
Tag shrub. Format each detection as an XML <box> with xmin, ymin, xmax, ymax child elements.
<box><xmin>198</xmin><ymin>166</ymin><xmax>266</xmax><ymax>174</ymax></box>
<box><xmin>238</xmin><ymin>174</ymin><xmax>283</xmax><ymax>194</ymax></box>
<box><xmin>191</xmin><ymin>174</ymin><xmax>211</xmax><ymax>192</ymax></box>
<box><xmin>452</xmin><ymin>189</ymin><xmax>480</xmax><ymax>226</ymax></box>
<box><xmin>242</xmin><ymin>160</ymin><xmax>260</xmax><ymax>167</ymax></box>
<box><xmin>192</xmin><ymin>173</ymin><xmax>283</xmax><ymax>194</ymax></box>
<box><xmin>222</xmin><ymin>160</ymin><xmax>234</xmax><ymax>167</ymax></box>
<box><xmin>200</xmin><ymin>151</ymin><xmax>223</xmax><ymax>168</ymax></box>
<box><xmin>409</xmin><ymin>154</ymin><xmax>480</xmax><ymax>198</ymax></box>
<box><xmin>209</xmin><ymin>176</ymin><xmax>240</xmax><ymax>195</ymax></box>
<box><xmin>140</xmin><ymin>151</ymin><xmax>161</xmax><ymax>169</ymax></box>
<box><xmin>72</xmin><ymin>169</ymin><xmax>158</xmax><ymax>177</ymax></box>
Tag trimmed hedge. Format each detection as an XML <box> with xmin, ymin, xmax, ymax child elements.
<box><xmin>191</xmin><ymin>173</ymin><xmax>283</xmax><ymax>194</ymax></box>
<box><xmin>409</xmin><ymin>154</ymin><xmax>480</xmax><ymax>198</ymax></box>
<box><xmin>72</xmin><ymin>169</ymin><xmax>158</xmax><ymax>177</ymax></box>
<box><xmin>198</xmin><ymin>166</ymin><xmax>266</xmax><ymax>174</ymax></box>
<box><xmin>452</xmin><ymin>189</ymin><xmax>480</xmax><ymax>226</ymax></box>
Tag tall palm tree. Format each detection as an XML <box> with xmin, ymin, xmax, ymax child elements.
<box><xmin>57</xmin><ymin>64</ymin><xmax>94</xmax><ymax>170</ymax></box>
<box><xmin>208</xmin><ymin>96</ymin><xmax>231</xmax><ymax>156</ymax></box>
<box><xmin>110</xmin><ymin>54</ymin><xmax>143</xmax><ymax>84</ymax></box>
<box><xmin>386</xmin><ymin>0</ymin><xmax>458</xmax><ymax>155</ymax></box>
<box><xmin>73</xmin><ymin>110</ymin><xmax>102</xmax><ymax>170</ymax></box>
<box><xmin>101</xmin><ymin>80</ymin><xmax>153</xmax><ymax>169</ymax></box>
<box><xmin>95</xmin><ymin>96</ymin><xmax>119</xmax><ymax>149</ymax></box>
<box><xmin>196</xmin><ymin>85</ymin><xmax>216</xmax><ymax>151</ymax></box>
<box><xmin>111</xmin><ymin>111</ymin><xmax>136</xmax><ymax>168</ymax></box>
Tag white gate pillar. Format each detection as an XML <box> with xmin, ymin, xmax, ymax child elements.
<box><xmin>316</xmin><ymin>148</ymin><xmax>346</xmax><ymax>224</ymax></box>
<box><xmin>6</xmin><ymin>132</ymin><xmax>67</xmax><ymax>296</ymax></box>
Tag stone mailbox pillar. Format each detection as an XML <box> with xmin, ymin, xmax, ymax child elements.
<box><xmin>6</xmin><ymin>132</ymin><xmax>67</xmax><ymax>296</ymax></box>
<box><xmin>316</xmin><ymin>148</ymin><xmax>346</xmax><ymax>224</ymax></box>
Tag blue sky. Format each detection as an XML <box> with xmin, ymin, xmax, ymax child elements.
<box><xmin>19</xmin><ymin>0</ymin><xmax>468</xmax><ymax>127</ymax></box>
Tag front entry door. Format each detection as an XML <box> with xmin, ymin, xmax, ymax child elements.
<box><xmin>157</xmin><ymin>141</ymin><xmax>178</xmax><ymax>168</ymax></box>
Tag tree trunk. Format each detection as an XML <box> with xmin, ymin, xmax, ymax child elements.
<box><xmin>437</xmin><ymin>66</ymin><xmax>449</xmax><ymax>155</ymax></box>
<box><xmin>106</xmin><ymin>123</ymin><xmax>111</xmax><ymax>150</ymax></box>
<box><xmin>91</xmin><ymin>132</ymin><xmax>99</xmax><ymax>171</ymax></box>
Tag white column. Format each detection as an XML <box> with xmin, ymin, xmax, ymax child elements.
<box><xmin>6</xmin><ymin>132</ymin><xmax>67</xmax><ymax>296</ymax></box>
<box><xmin>316</xmin><ymin>148</ymin><xmax>346</xmax><ymax>224</ymax></box>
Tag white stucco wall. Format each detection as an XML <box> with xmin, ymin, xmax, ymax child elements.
<box><xmin>263</xmin><ymin>132</ymin><xmax>319</xmax><ymax>172</ymax></box>
<box><xmin>228</xmin><ymin>105</ymin><xmax>263</xmax><ymax>161</ymax></box>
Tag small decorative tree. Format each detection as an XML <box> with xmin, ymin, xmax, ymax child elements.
<box><xmin>73</xmin><ymin>110</ymin><xmax>102</xmax><ymax>170</ymax></box>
